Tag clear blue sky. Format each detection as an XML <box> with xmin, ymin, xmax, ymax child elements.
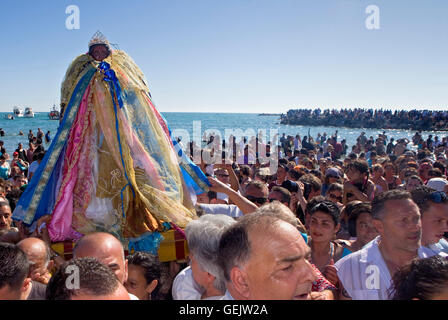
<box><xmin>0</xmin><ymin>0</ymin><xmax>447</xmax><ymax>113</ymax></box>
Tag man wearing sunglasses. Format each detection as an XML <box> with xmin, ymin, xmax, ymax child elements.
<box><xmin>242</xmin><ymin>181</ymin><xmax>269</xmax><ymax>207</ymax></box>
<box><xmin>411</xmin><ymin>186</ymin><xmax>448</xmax><ymax>257</ymax></box>
<box><xmin>214</xmin><ymin>168</ymin><xmax>232</xmax><ymax>204</ymax></box>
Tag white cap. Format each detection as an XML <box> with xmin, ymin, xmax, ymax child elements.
<box><xmin>426</xmin><ymin>178</ymin><xmax>448</xmax><ymax>192</ymax></box>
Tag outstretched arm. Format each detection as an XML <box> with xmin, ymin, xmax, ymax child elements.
<box><xmin>207</xmin><ymin>177</ymin><xmax>258</xmax><ymax>214</ymax></box>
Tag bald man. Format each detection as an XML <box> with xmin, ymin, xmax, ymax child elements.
<box><xmin>73</xmin><ymin>232</ymin><xmax>138</xmax><ymax>300</ymax></box>
<box><xmin>17</xmin><ymin>237</ymin><xmax>53</xmax><ymax>285</ymax></box>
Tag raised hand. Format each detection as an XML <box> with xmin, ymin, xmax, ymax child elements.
<box><xmin>324</xmin><ymin>259</ymin><xmax>339</xmax><ymax>286</ymax></box>
<box><xmin>207</xmin><ymin>176</ymin><xmax>230</xmax><ymax>194</ymax></box>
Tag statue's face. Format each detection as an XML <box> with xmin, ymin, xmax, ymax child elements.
<box><xmin>89</xmin><ymin>44</ymin><xmax>110</xmax><ymax>61</ymax></box>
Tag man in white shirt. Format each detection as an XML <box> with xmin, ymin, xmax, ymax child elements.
<box><xmin>335</xmin><ymin>190</ymin><xmax>435</xmax><ymax>300</ymax></box>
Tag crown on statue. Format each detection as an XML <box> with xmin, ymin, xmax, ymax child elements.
<box><xmin>88</xmin><ymin>31</ymin><xmax>110</xmax><ymax>49</ymax></box>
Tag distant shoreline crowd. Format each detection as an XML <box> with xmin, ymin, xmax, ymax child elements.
<box><xmin>281</xmin><ymin>108</ymin><xmax>448</xmax><ymax>131</ymax></box>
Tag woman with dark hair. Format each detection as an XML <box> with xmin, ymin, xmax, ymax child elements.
<box><xmin>308</xmin><ymin>200</ymin><xmax>352</xmax><ymax>274</ymax></box>
<box><xmin>345</xmin><ymin>202</ymin><xmax>378</xmax><ymax>253</ymax></box>
<box><xmin>125</xmin><ymin>252</ymin><xmax>163</xmax><ymax>300</ymax></box>
<box><xmin>390</xmin><ymin>255</ymin><xmax>448</xmax><ymax>300</ymax></box>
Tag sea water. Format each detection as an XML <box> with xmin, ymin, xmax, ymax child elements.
<box><xmin>0</xmin><ymin>112</ymin><xmax>446</xmax><ymax>158</ymax></box>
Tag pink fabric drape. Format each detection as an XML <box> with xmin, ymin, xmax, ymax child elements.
<box><xmin>48</xmin><ymin>86</ymin><xmax>92</xmax><ymax>241</ymax></box>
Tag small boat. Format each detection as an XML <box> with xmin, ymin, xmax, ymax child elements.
<box><xmin>48</xmin><ymin>104</ymin><xmax>60</xmax><ymax>120</ymax></box>
<box><xmin>4</xmin><ymin>114</ymin><xmax>14</xmax><ymax>120</ymax></box>
<box><xmin>24</xmin><ymin>107</ymin><xmax>35</xmax><ymax>118</ymax></box>
<box><xmin>13</xmin><ymin>106</ymin><xmax>24</xmax><ymax>117</ymax></box>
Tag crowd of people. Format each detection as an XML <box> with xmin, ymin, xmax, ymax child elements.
<box><xmin>1</xmin><ymin>124</ymin><xmax>448</xmax><ymax>300</ymax></box>
<box><xmin>0</xmin><ymin>128</ymin><xmax>49</xmax><ymax>215</ymax></box>
<box><xmin>281</xmin><ymin>108</ymin><xmax>448</xmax><ymax>131</ymax></box>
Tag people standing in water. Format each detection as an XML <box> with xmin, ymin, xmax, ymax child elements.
<box><xmin>28</xmin><ymin>130</ymin><xmax>34</xmax><ymax>142</ymax></box>
<box><xmin>45</xmin><ymin>131</ymin><xmax>51</xmax><ymax>144</ymax></box>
